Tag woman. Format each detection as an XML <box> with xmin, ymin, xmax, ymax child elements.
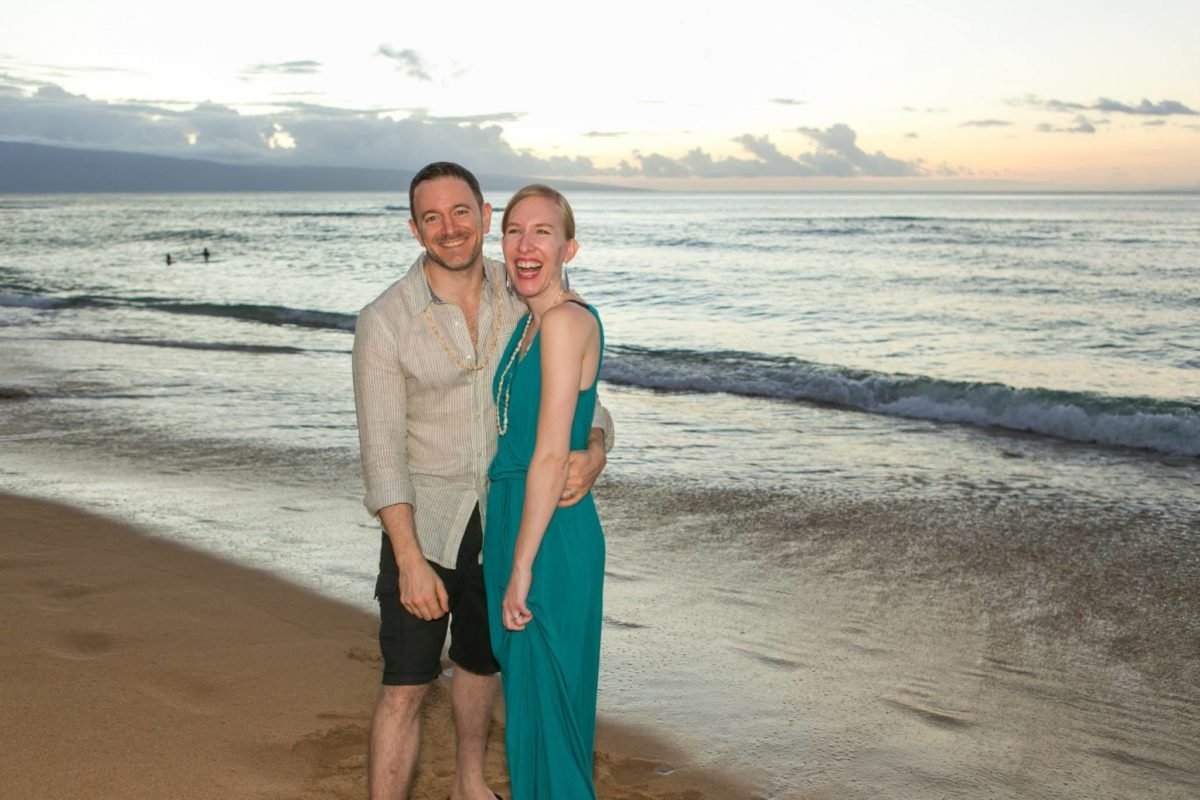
<box><xmin>483</xmin><ymin>184</ymin><xmax>605</xmax><ymax>799</ymax></box>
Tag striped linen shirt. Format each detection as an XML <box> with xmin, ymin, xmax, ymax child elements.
<box><xmin>352</xmin><ymin>253</ymin><xmax>613</xmax><ymax>568</ymax></box>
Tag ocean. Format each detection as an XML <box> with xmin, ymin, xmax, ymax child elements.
<box><xmin>2</xmin><ymin>191</ymin><xmax>1198</xmax><ymax>799</ymax></box>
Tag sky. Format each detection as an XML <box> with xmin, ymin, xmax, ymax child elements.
<box><xmin>2</xmin><ymin>0</ymin><xmax>1199</xmax><ymax>190</ymax></box>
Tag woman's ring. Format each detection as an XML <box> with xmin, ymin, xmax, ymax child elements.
<box><xmin>565</xmin><ymin>487</ymin><xmax>574</xmax><ymax>497</ymax></box>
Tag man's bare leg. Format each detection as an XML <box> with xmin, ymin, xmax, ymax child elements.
<box><xmin>369</xmin><ymin>683</ymin><xmax>431</xmax><ymax>800</ymax></box>
<box><xmin>450</xmin><ymin>666</ymin><xmax>501</xmax><ymax>800</ymax></box>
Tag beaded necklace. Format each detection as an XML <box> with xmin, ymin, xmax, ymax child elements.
<box><xmin>421</xmin><ymin>263</ymin><xmax>504</xmax><ymax>372</ymax></box>
<box><xmin>494</xmin><ymin>312</ymin><xmax>533</xmax><ymax>436</ymax></box>
<box><xmin>494</xmin><ymin>285</ymin><xmax>564</xmax><ymax>436</ymax></box>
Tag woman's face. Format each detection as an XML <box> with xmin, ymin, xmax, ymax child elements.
<box><xmin>502</xmin><ymin>195</ymin><xmax>578</xmax><ymax>301</ymax></box>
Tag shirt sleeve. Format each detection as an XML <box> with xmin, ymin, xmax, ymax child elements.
<box><xmin>352</xmin><ymin>304</ymin><xmax>417</xmax><ymax>516</ymax></box>
<box><xmin>590</xmin><ymin>396</ymin><xmax>615</xmax><ymax>453</ymax></box>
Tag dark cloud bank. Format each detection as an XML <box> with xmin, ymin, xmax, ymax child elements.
<box><xmin>1016</xmin><ymin>95</ymin><xmax>1198</xmax><ymax>117</ymax></box>
<box><xmin>0</xmin><ymin>79</ymin><xmax>926</xmax><ymax>189</ymax></box>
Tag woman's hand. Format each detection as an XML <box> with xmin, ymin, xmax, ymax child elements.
<box><xmin>502</xmin><ymin>564</ymin><xmax>534</xmax><ymax>631</ymax></box>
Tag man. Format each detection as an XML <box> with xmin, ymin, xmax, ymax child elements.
<box><xmin>352</xmin><ymin>162</ymin><xmax>612</xmax><ymax>800</ymax></box>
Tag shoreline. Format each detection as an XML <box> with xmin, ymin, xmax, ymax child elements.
<box><xmin>0</xmin><ymin>492</ymin><xmax>756</xmax><ymax>800</ymax></box>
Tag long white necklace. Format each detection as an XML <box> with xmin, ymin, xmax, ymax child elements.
<box><xmin>422</xmin><ymin>265</ymin><xmax>504</xmax><ymax>372</ymax></box>
<box><xmin>494</xmin><ymin>312</ymin><xmax>533</xmax><ymax>436</ymax></box>
<box><xmin>494</xmin><ymin>285</ymin><xmax>564</xmax><ymax>436</ymax></box>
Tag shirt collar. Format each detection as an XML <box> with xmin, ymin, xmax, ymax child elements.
<box><xmin>407</xmin><ymin>253</ymin><xmax>500</xmax><ymax>309</ymax></box>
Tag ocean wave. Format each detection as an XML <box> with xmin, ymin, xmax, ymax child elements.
<box><xmin>0</xmin><ymin>287</ymin><xmax>358</xmax><ymax>332</ymax></box>
<box><xmin>48</xmin><ymin>335</ymin><xmax>320</xmax><ymax>354</ymax></box>
<box><xmin>601</xmin><ymin>346</ymin><xmax>1200</xmax><ymax>457</ymax></box>
<box><xmin>652</xmin><ymin>236</ymin><xmax>718</xmax><ymax>248</ymax></box>
<box><xmin>0</xmin><ymin>383</ymin><xmax>160</xmax><ymax>401</ymax></box>
<box><xmin>141</xmin><ymin>228</ymin><xmax>249</xmax><ymax>242</ymax></box>
<box><xmin>146</xmin><ymin>302</ymin><xmax>357</xmax><ymax>331</ymax></box>
<box><xmin>0</xmin><ymin>290</ymin><xmax>69</xmax><ymax>309</ymax></box>
<box><xmin>268</xmin><ymin>211</ymin><xmax>388</xmax><ymax>218</ymax></box>
<box><xmin>0</xmin><ymin>385</ymin><xmax>38</xmax><ymax>400</ymax></box>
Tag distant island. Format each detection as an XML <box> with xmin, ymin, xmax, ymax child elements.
<box><xmin>0</xmin><ymin>141</ymin><xmax>619</xmax><ymax>194</ymax></box>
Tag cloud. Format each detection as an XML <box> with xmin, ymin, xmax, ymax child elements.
<box><xmin>268</xmin><ymin>100</ymin><xmax>408</xmax><ymax>117</ymax></box>
<box><xmin>0</xmin><ymin>81</ymin><xmax>595</xmax><ymax>177</ymax></box>
<box><xmin>905</xmin><ymin>132</ymin><xmax>918</xmax><ymax>138</ymax></box>
<box><xmin>1142</xmin><ymin>119</ymin><xmax>1167</xmax><ymax>127</ymax></box>
<box><xmin>1093</xmin><ymin>97</ymin><xmax>1196</xmax><ymax>116</ymax></box>
<box><xmin>1036</xmin><ymin>114</ymin><xmax>1099</xmax><ymax>134</ymax></box>
<box><xmin>583</xmin><ymin>130</ymin><xmax>631</xmax><ymax>138</ymax></box>
<box><xmin>735</xmin><ymin>134</ymin><xmax>821</xmax><ymax>175</ymax></box>
<box><xmin>0</xmin><ymin>82</ymin><xmax>923</xmax><ymax>182</ymax></box>
<box><xmin>0</xmin><ymin>52</ymin><xmax>140</xmax><ymax>87</ymax></box>
<box><xmin>377</xmin><ymin>46</ymin><xmax>433</xmax><ymax>82</ymax></box>
<box><xmin>418</xmin><ymin>111</ymin><xmax>525</xmax><ymax>125</ymax></box>
<box><xmin>961</xmin><ymin>119</ymin><xmax>1012</xmax><ymax>127</ymax></box>
<box><xmin>622</xmin><ymin>125</ymin><xmax>921</xmax><ymax>179</ymax></box>
<box><xmin>795</xmin><ymin>124</ymin><xmax>921</xmax><ymax>177</ymax></box>
<box><xmin>633</xmin><ymin>151</ymin><xmax>693</xmax><ymax>178</ymax></box>
<box><xmin>1</xmin><ymin>71</ymin><xmax>59</xmax><ymax>91</ymax></box>
<box><xmin>241</xmin><ymin>60</ymin><xmax>323</xmax><ymax>77</ymax></box>
<box><xmin>771</xmin><ymin>98</ymin><xmax>805</xmax><ymax>106</ymax></box>
<box><xmin>1017</xmin><ymin>94</ymin><xmax>1197</xmax><ymax>116</ymax></box>
<box><xmin>903</xmin><ymin>106</ymin><xmax>948</xmax><ymax>113</ymax></box>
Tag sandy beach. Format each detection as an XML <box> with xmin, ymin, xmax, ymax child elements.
<box><xmin>0</xmin><ymin>492</ymin><xmax>752</xmax><ymax>800</ymax></box>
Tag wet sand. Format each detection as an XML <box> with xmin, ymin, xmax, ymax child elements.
<box><xmin>0</xmin><ymin>492</ymin><xmax>752</xmax><ymax>800</ymax></box>
<box><xmin>595</xmin><ymin>479</ymin><xmax>1200</xmax><ymax>800</ymax></box>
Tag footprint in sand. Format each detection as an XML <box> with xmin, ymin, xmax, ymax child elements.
<box><xmin>137</xmin><ymin>672</ymin><xmax>222</xmax><ymax>715</ymax></box>
<box><xmin>346</xmin><ymin>646</ymin><xmax>382</xmax><ymax>664</ymax></box>
<box><xmin>50</xmin><ymin>630</ymin><xmax>115</xmax><ymax>659</ymax></box>
<box><xmin>292</xmin><ymin>723</ymin><xmax>369</xmax><ymax>770</ymax></box>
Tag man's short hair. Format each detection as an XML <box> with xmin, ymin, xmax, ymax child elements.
<box><xmin>408</xmin><ymin>162</ymin><xmax>485</xmax><ymax>219</ymax></box>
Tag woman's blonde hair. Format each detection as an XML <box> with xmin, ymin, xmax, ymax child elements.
<box><xmin>501</xmin><ymin>184</ymin><xmax>576</xmax><ymax>240</ymax></box>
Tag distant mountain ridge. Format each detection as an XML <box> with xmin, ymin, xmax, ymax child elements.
<box><xmin>0</xmin><ymin>141</ymin><xmax>612</xmax><ymax>193</ymax></box>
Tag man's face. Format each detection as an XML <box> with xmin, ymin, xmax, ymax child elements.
<box><xmin>408</xmin><ymin>176</ymin><xmax>492</xmax><ymax>273</ymax></box>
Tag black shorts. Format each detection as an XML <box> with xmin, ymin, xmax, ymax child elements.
<box><xmin>375</xmin><ymin>507</ymin><xmax>500</xmax><ymax>685</ymax></box>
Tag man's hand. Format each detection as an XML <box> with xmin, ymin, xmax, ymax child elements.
<box><xmin>378</xmin><ymin>504</ymin><xmax>447</xmax><ymax>620</ymax></box>
<box><xmin>560</xmin><ymin>427</ymin><xmax>607</xmax><ymax>507</ymax></box>
<box><xmin>397</xmin><ymin>558</ymin><xmax>449</xmax><ymax>620</ymax></box>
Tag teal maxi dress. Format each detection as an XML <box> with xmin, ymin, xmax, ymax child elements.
<box><xmin>484</xmin><ymin>305</ymin><xmax>605</xmax><ymax>800</ymax></box>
